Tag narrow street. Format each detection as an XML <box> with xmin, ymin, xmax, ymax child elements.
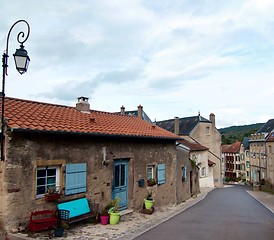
<box><xmin>135</xmin><ymin>185</ymin><xmax>274</xmax><ymax>240</ymax></box>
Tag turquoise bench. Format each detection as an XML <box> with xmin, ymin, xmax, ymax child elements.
<box><xmin>57</xmin><ymin>197</ymin><xmax>99</xmax><ymax>225</ymax></box>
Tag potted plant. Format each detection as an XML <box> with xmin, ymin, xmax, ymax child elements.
<box><xmin>144</xmin><ymin>190</ymin><xmax>154</xmax><ymax>209</ymax></box>
<box><xmin>147</xmin><ymin>178</ymin><xmax>156</xmax><ymax>187</ymax></box>
<box><xmin>108</xmin><ymin>198</ymin><xmax>120</xmax><ymax>225</ymax></box>
<box><xmin>44</xmin><ymin>186</ymin><xmax>61</xmax><ymax>202</ymax></box>
<box><xmin>100</xmin><ymin>205</ymin><xmax>110</xmax><ymax>225</ymax></box>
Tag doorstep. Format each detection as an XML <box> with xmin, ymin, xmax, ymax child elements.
<box><xmin>120</xmin><ymin>209</ymin><xmax>134</xmax><ymax>216</ymax></box>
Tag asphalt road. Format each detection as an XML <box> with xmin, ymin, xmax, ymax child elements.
<box><xmin>135</xmin><ymin>185</ymin><xmax>274</xmax><ymax>240</ymax></box>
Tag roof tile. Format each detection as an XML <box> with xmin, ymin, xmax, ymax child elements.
<box><xmin>2</xmin><ymin>97</ymin><xmax>178</xmax><ymax>140</ymax></box>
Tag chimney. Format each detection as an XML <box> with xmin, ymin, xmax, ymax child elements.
<box><xmin>76</xmin><ymin>96</ymin><xmax>90</xmax><ymax>113</ymax></box>
<box><xmin>120</xmin><ymin>105</ymin><xmax>125</xmax><ymax>115</ymax></box>
<box><xmin>174</xmin><ymin>117</ymin><xmax>180</xmax><ymax>135</ymax></box>
<box><xmin>210</xmin><ymin>113</ymin><xmax>215</xmax><ymax>127</ymax></box>
<box><xmin>137</xmin><ymin>104</ymin><xmax>143</xmax><ymax>119</ymax></box>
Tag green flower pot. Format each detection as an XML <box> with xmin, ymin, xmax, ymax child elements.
<box><xmin>144</xmin><ymin>198</ymin><xmax>154</xmax><ymax>209</ymax></box>
<box><xmin>109</xmin><ymin>212</ymin><xmax>120</xmax><ymax>225</ymax></box>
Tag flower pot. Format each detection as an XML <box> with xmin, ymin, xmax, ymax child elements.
<box><xmin>44</xmin><ymin>193</ymin><xmax>61</xmax><ymax>202</ymax></box>
<box><xmin>100</xmin><ymin>215</ymin><xmax>109</xmax><ymax>225</ymax></box>
<box><xmin>109</xmin><ymin>212</ymin><xmax>120</xmax><ymax>225</ymax></box>
<box><xmin>144</xmin><ymin>198</ymin><xmax>154</xmax><ymax>209</ymax></box>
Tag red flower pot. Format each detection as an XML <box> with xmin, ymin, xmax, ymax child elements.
<box><xmin>100</xmin><ymin>215</ymin><xmax>110</xmax><ymax>225</ymax></box>
<box><xmin>44</xmin><ymin>193</ymin><xmax>61</xmax><ymax>202</ymax></box>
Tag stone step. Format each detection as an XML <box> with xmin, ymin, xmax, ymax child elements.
<box><xmin>120</xmin><ymin>209</ymin><xmax>133</xmax><ymax>216</ymax></box>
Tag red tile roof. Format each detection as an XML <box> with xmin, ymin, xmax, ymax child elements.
<box><xmin>178</xmin><ymin>139</ymin><xmax>208</xmax><ymax>151</ymax></box>
<box><xmin>221</xmin><ymin>144</ymin><xmax>231</xmax><ymax>152</ymax></box>
<box><xmin>222</xmin><ymin>141</ymin><xmax>241</xmax><ymax>153</ymax></box>
<box><xmin>2</xmin><ymin>97</ymin><xmax>179</xmax><ymax>140</ymax></box>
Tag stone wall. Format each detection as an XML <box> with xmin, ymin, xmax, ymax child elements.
<box><xmin>2</xmin><ymin>131</ymin><xmax>177</xmax><ymax>231</ymax></box>
<box><xmin>176</xmin><ymin>146</ymin><xmax>200</xmax><ymax>203</ymax></box>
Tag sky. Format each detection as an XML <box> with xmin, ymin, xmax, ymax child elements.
<box><xmin>1</xmin><ymin>0</ymin><xmax>274</xmax><ymax>129</ymax></box>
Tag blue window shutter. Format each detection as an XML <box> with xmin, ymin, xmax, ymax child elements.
<box><xmin>157</xmin><ymin>163</ymin><xmax>166</xmax><ymax>185</ymax></box>
<box><xmin>183</xmin><ymin>166</ymin><xmax>187</xmax><ymax>181</ymax></box>
<box><xmin>65</xmin><ymin>163</ymin><xmax>86</xmax><ymax>195</ymax></box>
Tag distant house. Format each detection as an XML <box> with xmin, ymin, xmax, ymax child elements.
<box><xmin>118</xmin><ymin>105</ymin><xmax>153</xmax><ymax>123</ymax></box>
<box><xmin>222</xmin><ymin>141</ymin><xmax>242</xmax><ymax>180</ymax></box>
<box><xmin>179</xmin><ymin>139</ymin><xmax>215</xmax><ymax>188</ymax></box>
<box><xmin>266</xmin><ymin>131</ymin><xmax>274</xmax><ymax>185</ymax></box>
<box><xmin>156</xmin><ymin>113</ymin><xmax>223</xmax><ymax>187</ymax></box>
<box><xmin>0</xmin><ymin>97</ymin><xmax>180</xmax><ymax>232</ymax></box>
<box><xmin>240</xmin><ymin>137</ymin><xmax>251</xmax><ymax>182</ymax></box>
<box><xmin>249</xmin><ymin>119</ymin><xmax>274</xmax><ymax>184</ymax></box>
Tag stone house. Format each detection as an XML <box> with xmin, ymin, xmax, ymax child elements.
<box><xmin>240</xmin><ymin>137</ymin><xmax>251</xmax><ymax>182</ymax></box>
<box><xmin>249</xmin><ymin>119</ymin><xmax>274</xmax><ymax>184</ymax></box>
<box><xmin>0</xmin><ymin>97</ymin><xmax>180</xmax><ymax>232</ymax></box>
<box><xmin>266</xmin><ymin>131</ymin><xmax>274</xmax><ymax>185</ymax></box>
<box><xmin>118</xmin><ymin>105</ymin><xmax>200</xmax><ymax>203</ymax></box>
<box><xmin>175</xmin><ymin>140</ymin><xmax>200</xmax><ymax>202</ymax></box>
<box><xmin>249</xmin><ymin>133</ymin><xmax>268</xmax><ymax>183</ymax></box>
<box><xmin>157</xmin><ymin>113</ymin><xmax>223</xmax><ymax>187</ymax></box>
<box><xmin>249</xmin><ymin>119</ymin><xmax>274</xmax><ymax>185</ymax></box>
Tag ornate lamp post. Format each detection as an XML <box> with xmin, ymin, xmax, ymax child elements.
<box><xmin>1</xmin><ymin>20</ymin><xmax>30</xmax><ymax>161</ymax></box>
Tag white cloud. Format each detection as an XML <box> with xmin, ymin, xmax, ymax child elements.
<box><xmin>1</xmin><ymin>0</ymin><xmax>274</xmax><ymax>129</ymax></box>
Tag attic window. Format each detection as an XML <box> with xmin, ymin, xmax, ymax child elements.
<box><xmin>206</xmin><ymin>127</ymin><xmax>210</xmax><ymax>135</ymax></box>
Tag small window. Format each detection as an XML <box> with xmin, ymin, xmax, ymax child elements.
<box><xmin>200</xmin><ymin>167</ymin><xmax>205</xmax><ymax>177</ymax></box>
<box><xmin>182</xmin><ymin>166</ymin><xmax>187</xmax><ymax>181</ymax></box>
<box><xmin>36</xmin><ymin>166</ymin><xmax>60</xmax><ymax>197</ymax></box>
<box><xmin>206</xmin><ymin>127</ymin><xmax>210</xmax><ymax>135</ymax></box>
<box><xmin>147</xmin><ymin>166</ymin><xmax>154</xmax><ymax>180</ymax></box>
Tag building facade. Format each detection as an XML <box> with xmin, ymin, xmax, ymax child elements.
<box><xmin>0</xmin><ymin>97</ymin><xmax>181</xmax><ymax>232</ymax></box>
<box><xmin>157</xmin><ymin>113</ymin><xmax>222</xmax><ymax>187</ymax></box>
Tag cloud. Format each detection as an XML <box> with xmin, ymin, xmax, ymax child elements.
<box><xmin>2</xmin><ymin>0</ymin><xmax>274</xmax><ymax>128</ymax></box>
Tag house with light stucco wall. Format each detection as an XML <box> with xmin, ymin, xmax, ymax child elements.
<box><xmin>157</xmin><ymin>113</ymin><xmax>222</xmax><ymax>187</ymax></box>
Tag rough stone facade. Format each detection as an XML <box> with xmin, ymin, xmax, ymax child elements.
<box><xmin>176</xmin><ymin>145</ymin><xmax>200</xmax><ymax>203</ymax></box>
<box><xmin>0</xmin><ymin>130</ymin><xmax>178</xmax><ymax>231</ymax></box>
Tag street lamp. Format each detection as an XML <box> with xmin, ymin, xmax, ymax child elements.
<box><xmin>1</xmin><ymin>20</ymin><xmax>30</xmax><ymax>161</ymax></box>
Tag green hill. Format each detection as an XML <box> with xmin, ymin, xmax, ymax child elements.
<box><xmin>218</xmin><ymin>123</ymin><xmax>264</xmax><ymax>144</ymax></box>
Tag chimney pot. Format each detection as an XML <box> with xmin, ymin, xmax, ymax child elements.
<box><xmin>174</xmin><ymin>117</ymin><xmax>179</xmax><ymax>135</ymax></box>
<box><xmin>121</xmin><ymin>105</ymin><xmax>125</xmax><ymax>115</ymax></box>
<box><xmin>76</xmin><ymin>96</ymin><xmax>90</xmax><ymax>113</ymax></box>
<box><xmin>210</xmin><ymin>113</ymin><xmax>215</xmax><ymax>127</ymax></box>
<box><xmin>137</xmin><ymin>104</ymin><xmax>143</xmax><ymax>119</ymax></box>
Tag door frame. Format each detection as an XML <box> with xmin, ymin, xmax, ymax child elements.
<box><xmin>112</xmin><ymin>159</ymin><xmax>129</xmax><ymax>210</ymax></box>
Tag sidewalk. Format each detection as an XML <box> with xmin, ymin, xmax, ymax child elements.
<box><xmin>246</xmin><ymin>190</ymin><xmax>274</xmax><ymax>214</ymax></box>
<box><xmin>9</xmin><ymin>187</ymin><xmax>214</xmax><ymax>240</ymax></box>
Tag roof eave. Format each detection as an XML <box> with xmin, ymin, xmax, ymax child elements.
<box><xmin>10</xmin><ymin>128</ymin><xmax>180</xmax><ymax>141</ymax></box>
